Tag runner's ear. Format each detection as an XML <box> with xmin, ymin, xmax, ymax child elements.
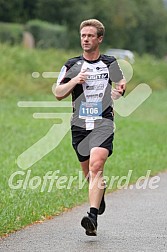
<box><xmin>98</xmin><ymin>36</ymin><xmax>103</xmax><ymax>44</ymax></box>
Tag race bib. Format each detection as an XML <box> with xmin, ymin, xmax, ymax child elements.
<box><xmin>79</xmin><ymin>101</ymin><xmax>102</xmax><ymax>120</ymax></box>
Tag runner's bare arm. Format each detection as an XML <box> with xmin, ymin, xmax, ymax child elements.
<box><xmin>54</xmin><ymin>69</ymin><xmax>87</xmax><ymax>100</ymax></box>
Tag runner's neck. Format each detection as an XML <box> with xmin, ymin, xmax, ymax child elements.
<box><xmin>83</xmin><ymin>51</ymin><xmax>100</xmax><ymax>61</ymax></box>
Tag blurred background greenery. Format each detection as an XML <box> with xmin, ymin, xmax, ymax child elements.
<box><xmin>0</xmin><ymin>0</ymin><xmax>167</xmax><ymax>236</ymax></box>
<box><xmin>0</xmin><ymin>0</ymin><xmax>167</xmax><ymax>57</ymax></box>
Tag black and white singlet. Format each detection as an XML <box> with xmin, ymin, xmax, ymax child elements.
<box><xmin>57</xmin><ymin>54</ymin><xmax>123</xmax><ymax>130</ymax></box>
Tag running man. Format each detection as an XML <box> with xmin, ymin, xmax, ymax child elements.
<box><xmin>54</xmin><ymin>19</ymin><xmax>126</xmax><ymax>236</ymax></box>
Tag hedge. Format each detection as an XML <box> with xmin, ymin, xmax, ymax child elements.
<box><xmin>0</xmin><ymin>22</ymin><xmax>23</xmax><ymax>45</ymax></box>
<box><xmin>25</xmin><ymin>19</ymin><xmax>69</xmax><ymax>49</ymax></box>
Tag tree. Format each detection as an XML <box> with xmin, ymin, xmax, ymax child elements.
<box><xmin>0</xmin><ymin>0</ymin><xmax>167</xmax><ymax>56</ymax></box>
<box><xmin>0</xmin><ymin>0</ymin><xmax>37</xmax><ymax>23</ymax></box>
<box><xmin>0</xmin><ymin>0</ymin><xmax>22</xmax><ymax>22</ymax></box>
<box><xmin>131</xmin><ymin>0</ymin><xmax>167</xmax><ymax>56</ymax></box>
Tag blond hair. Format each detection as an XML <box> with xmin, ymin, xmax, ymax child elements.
<box><xmin>80</xmin><ymin>19</ymin><xmax>105</xmax><ymax>37</ymax></box>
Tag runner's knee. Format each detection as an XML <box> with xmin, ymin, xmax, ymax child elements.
<box><xmin>89</xmin><ymin>159</ymin><xmax>104</xmax><ymax>176</ymax></box>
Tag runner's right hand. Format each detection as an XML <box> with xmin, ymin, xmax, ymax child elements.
<box><xmin>72</xmin><ymin>69</ymin><xmax>88</xmax><ymax>84</ymax></box>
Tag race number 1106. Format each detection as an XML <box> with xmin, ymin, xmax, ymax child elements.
<box><xmin>82</xmin><ymin>107</ymin><xmax>98</xmax><ymax>115</ymax></box>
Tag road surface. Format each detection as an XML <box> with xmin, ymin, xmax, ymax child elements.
<box><xmin>0</xmin><ymin>172</ymin><xmax>167</xmax><ymax>252</ymax></box>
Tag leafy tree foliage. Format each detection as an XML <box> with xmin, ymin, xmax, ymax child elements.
<box><xmin>0</xmin><ymin>0</ymin><xmax>166</xmax><ymax>56</ymax></box>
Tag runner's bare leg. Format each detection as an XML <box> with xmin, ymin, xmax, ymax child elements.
<box><xmin>89</xmin><ymin>147</ymin><xmax>108</xmax><ymax>209</ymax></box>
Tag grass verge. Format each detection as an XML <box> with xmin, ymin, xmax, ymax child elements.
<box><xmin>0</xmin><ymin>44</ymin><xmax>167</xmax><ymax>236</ymax></box>
<box><xmin>0</xmin><ymin>90</ymin><xmax>167</xmax><ymax>236</ymax></box>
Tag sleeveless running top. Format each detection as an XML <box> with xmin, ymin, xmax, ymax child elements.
<box><xmin>57</xmin><ymin>54</ymin><xmax>123</xmax><ymax>130</ymax></box>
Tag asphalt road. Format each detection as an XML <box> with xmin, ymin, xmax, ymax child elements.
<box><xmin>0</xmin><ymin>172</ymin><xmax>167</xmax><ymax>252</ymax></box>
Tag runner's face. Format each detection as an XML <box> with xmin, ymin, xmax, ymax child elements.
<box><xmin>80</xmin><ymin>26</ymin><xmax>103</xmax><ymax>53</ymax></box>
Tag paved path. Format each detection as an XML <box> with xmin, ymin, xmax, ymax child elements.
<box><xmin>0</xmin><ymin>172</ymin><xmax>167</xmax><ymax>252</ymax></box>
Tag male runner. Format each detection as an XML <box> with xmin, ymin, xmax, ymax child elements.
<box><xmin>54</xmin><ymin>19</ymin><xmax>126</xmax><ymax>236</ymax></box>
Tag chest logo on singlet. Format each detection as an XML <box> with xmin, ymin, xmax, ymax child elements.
<box><xmin>87</xmin><ymin>73</ymin><xmax>108</xmax><ymax>80</ymax></box>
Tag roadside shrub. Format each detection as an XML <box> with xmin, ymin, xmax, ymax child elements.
<box><xmin>25</xmin><ymin>19</ymin><xmax>69</xmax><ymax>49</ymax></box>
<box><xmin>0</xmin><ymin>22</ymin><xmax>23</xmax><ymax>45</ymax></box>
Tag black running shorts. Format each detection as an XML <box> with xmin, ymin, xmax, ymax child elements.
<box><xmin>71</xmin><ymin>123</ymin><xmax>114</xmax><ymax>162</ymax></box>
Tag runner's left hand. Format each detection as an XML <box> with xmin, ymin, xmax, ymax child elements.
<box><xmin>111</xmin><ymin>85</ymin><xmax>125</xmax><ymax>100</ymax></box>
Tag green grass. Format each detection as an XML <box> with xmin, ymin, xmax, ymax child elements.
<box><xmin>0</xmin><ymin>44</ymin><xmax>167</xmax><ymax>236</ymax></box>
<box><xmin>131</xmin><ymin>53</ymin><xmax>167</xmax><ymax>91</ymax></box>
